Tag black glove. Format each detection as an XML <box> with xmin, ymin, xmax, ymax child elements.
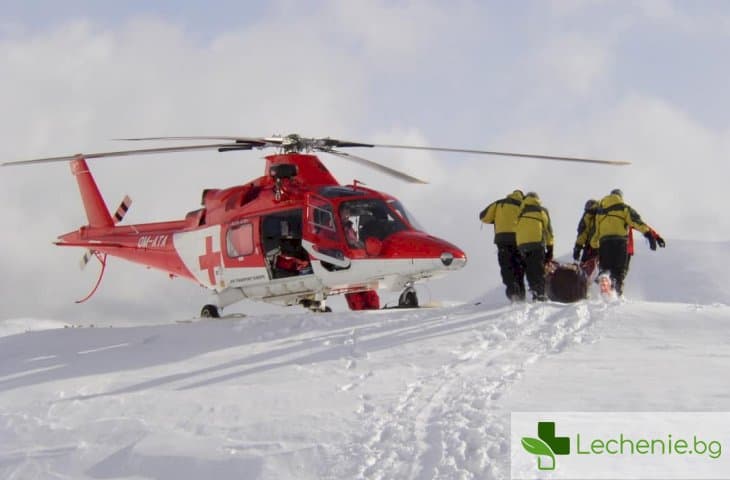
<box><xmin>572</xmin><ymin>244</ymin><xmax>582</xmax><ymax>261</ymax></box>
<box><xmin>656</xmin><ymin>235</ymin><xmax>666</xmax><ymax>248</ymax></box>
<box><xmin>644</xmin><ymin>231</ymin><xmax>657</xmax><ymax>251</ymax></box>
<box><xmin>545</xmin><ymin>245</ymin><xmax>554</xmax><ymax>262</ymax></box>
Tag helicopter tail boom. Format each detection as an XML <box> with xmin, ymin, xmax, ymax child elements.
<box><xmin>70</xmin><ymin>156</ymin><xmax>114</xmax><ymax>228</ymax></box>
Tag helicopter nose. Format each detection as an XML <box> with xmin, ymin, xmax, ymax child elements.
<box><xmin>438</xmin><ymin>243</ymin><xmax>466</xmax><ymax>269</ymax></box>
<box><xmin>380</xmin><ymin>232</ymin><xmax>466</xmax><ymax>270</ymax></box>
<box><xmin>418</xmin><ymin>233</ymin><xmax>466</xmax><ymax>269</ymax></box>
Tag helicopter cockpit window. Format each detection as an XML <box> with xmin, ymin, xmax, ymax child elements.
<box><xmin>340</xmin><ymin>205</ymin><xmax>363</xmax><ymax>249</ymax></box>
<box><xmin>310</xmin><ymin>205</ymin><xmax>338</xmax><ymax>240</ymax></box>
<box><xmin>387</xmin><ymin>199</ymin><xmax>425</xmax><ymax>231</ymax></box>
<box><xmin>227</xmin><ymin>222</ymin><xmax>254</xmax><ymax>257</ymax></box>
<box><xmin>340</xmin><ymin>199</ymin><xmax>408</xmax><ymax>243</ymax></box>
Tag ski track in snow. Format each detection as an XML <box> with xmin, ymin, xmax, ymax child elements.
<box><xmin>343</xmin><ymin>300</ymin><xmax>608</xmax><ymax>480</ymax></box>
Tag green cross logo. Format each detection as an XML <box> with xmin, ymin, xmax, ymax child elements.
<box><xmin>521</xmin><ymin>421</ymin><xmax>570</xmax><ymax>470</ymax></box>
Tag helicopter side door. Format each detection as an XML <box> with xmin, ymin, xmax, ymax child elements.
<box><xmin>259</xmin><ymin>209</ymin><xmax>315</xmax><ymax>280</ymax></box>
<box><xmin>302</xmin><ymin>193</ymin><xmax>350</xmax><ymax>269</ymax></box>
<box><xmin>219</xmin><ymin>217</ymin><xmax>269</xmax><ymax>288</ymax></box>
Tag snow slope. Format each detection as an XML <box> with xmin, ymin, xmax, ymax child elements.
<box><xmin>1</xmin><ymin>240</ymin><xmax>729</xmax><ymax>479</ymax></box>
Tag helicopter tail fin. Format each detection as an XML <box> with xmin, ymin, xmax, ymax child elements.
<box><xmin>70</xmin><ymin>156</ymin><xmax>114</xmax><ymax>228</ymax></box>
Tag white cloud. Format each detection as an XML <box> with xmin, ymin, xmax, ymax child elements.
<box><xmin>327</xmin><ymin>0</ymin><xmax>450</xmax><ymax>63</ymax></box>
<box><xmin>533</xmin><ymin>33</ymin><xmax>611</xmax><ymax>96</ymax></box>
<box><xmin>633</xmin><ymin>0</ymin><xmax>730</xmax><ymax>34</ymax></box>
<box><xmin>547</xmin><ymin>0</ymin><xmax>610</xmax><ymax>18</ymax></box>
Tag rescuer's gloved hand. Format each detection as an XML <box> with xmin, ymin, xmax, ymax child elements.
<box><xmin>655</xmin><ymin>235</ymin><xmax>666</xmax><ymax>248</ymax></box>
<box><xmin>572</xmin><ymin>244</ymin><xmax>582</xmax><ymax>261</ymax></box>
<box><xmin>644</xmin><ymin>231</ymin><xmax>657</xmax><ymax>251</ymax></box>
<box><xmin>545</xmin><ymin>245</ymin><xmax>554</xmax><ymax>262</ymax></box>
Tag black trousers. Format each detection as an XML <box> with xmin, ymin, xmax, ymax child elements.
<box><xmin>497</xmin><ymin>243</ymin><xmax>526</xmax><ymax>300</ymax></box>
<box><xmin>599</xmin><ymin>238</ymin><xmax>628</xmax><ymax>295</ymax></box>
<box><xmin>625</xmin><ymin>253</ymin><xmax>633</xmax><ymax>277</ymax></box>
<box><xmin>581</xmin><ymin>245</ymin><xmax>597</xmax><ymax>263</ymax></box>
<box><xmin>521</xmin><ymin>247</ymin><xmax>546</xmax><ymax>298</ymax></box>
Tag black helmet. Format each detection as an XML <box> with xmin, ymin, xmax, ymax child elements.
<box><xmin>610</xmin><ymin>188</ymin><xmax>623</xmax><ymax>197</ymax></box>
<box><xmin>525</xmin><ymin>191</ymin><xmax>539</xmax><ymax>200</ymax></box>
<box><xmin>585</xmin><ymin>199</ymin><xmax>598</xmax><ymax>210</ymax></box>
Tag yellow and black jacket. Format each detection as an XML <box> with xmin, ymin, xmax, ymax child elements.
<box><xmin>479</xmin><ymin>191</ymin><xmax>523</xmax><ymax>245</ymax></box>
<box><xmin>575</xmin><ymin>202</ymin><xmax>597</xmax><ymax>248</ymax></box>
<box><xmin>590</xmin><ymin>194</ymin><xmax>650</xmax><ymax>248</ymax></box>
<box><xmin>515</xmin><ymin>196</ymin><xmax>554</xmax><ymax>250</ymax></box>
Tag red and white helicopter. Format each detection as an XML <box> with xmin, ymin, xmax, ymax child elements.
<box><xmin>2</xmin><ymin>134</ymin><xmax>627</xmax><ymax>317</ymax></box>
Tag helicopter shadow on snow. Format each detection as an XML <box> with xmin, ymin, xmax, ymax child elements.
<box><xmin>173</xmin><ymin>307</ymin><xmax>512</xmax><ymax>392</ymax></box>
<box><xmin>0</xmin><ymin>300</ymin><xmax>513</xmax><ymax>399</ymax></box>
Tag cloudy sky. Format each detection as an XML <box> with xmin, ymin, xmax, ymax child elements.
<box><xmin>1</xmin><ymin>0</ymin><xmax>728</xmax><ymax>321</ymax></box>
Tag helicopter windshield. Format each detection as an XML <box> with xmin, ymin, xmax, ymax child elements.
<box><xmin>339</xmin><ymin>198</ymin><xmax>408</xmax><ymax>246</ymax></box>
<box><xmin>387</xmin><ymin>199</ymin><xmax>425</xmax><ymax>231</ymax></box>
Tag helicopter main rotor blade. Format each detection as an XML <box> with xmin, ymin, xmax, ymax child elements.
<box><xmin>112</xmin><ymin>136</ymin><xmax>428</xmax><ymax>183</ymax></box>
<box><xmin>116</xmin><ymin>136</ymin><xmax>273</xmax><ymax>146</ymax></box>
<box><xmin>326</xmin><ymin>150</ymin><xmax>428</xmax><ymax>184</ymax></box>
<box><xmin>1</xmin><ymin>143</ymin><xmax>251</xmax><ymax>167</ymax></box>
<box><xmin>116</xmin><ymin>135</ymin><xmax>375</xmax><ymax>150</ymax></box>
<box><xmin>3</xmin><ymin>133</ymin><xmax>629</xmax><ymax>174</ymax></box>
<box><xmin>367</xmin><ymin>143</ymin><xmax>630</xmax><ymax>166</ymax></box>
<box><xmin>113</xmin><ymin>135</ymin><xmax>627</xmax><ymax>165</ymax></box>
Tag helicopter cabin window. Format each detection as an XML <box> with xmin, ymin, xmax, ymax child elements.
<box><xmin>310</xmin><ymin>205</ymin><xmax>338</xmax><ymax>241</ymax></box>
<box><xmin>227</xmin><ymin>222</ymin><xmax>254</xmax><ymax>257</ymax></box>
<box><xmin>340</xmin><ymin>199</ymin><xmax>408</xmax><ymax>242</ymax></box>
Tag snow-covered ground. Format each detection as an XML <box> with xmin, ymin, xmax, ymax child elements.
<box><xmin>1</xmin><ymin>240</ymin><xmax>729</xmax><ymax>479</ymax></box>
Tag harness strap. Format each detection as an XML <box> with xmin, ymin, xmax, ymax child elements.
<box><xmin>596</xmin><ymin>203</ymin><xmax>628</xmax><ymax>232</ymax></box>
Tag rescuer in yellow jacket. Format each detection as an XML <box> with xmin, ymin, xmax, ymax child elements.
<box><xmin>479</xmin><ymin>189</ymin><xmax>526</xmax><ymax>301</ymax></box>
<box><xmin>572</xmin><ymin>199</ymin><xmax>599</xmax><ymax>274</ymax></box>
<box><xmin>515</xmin><ymin>192</ymin><xmax>554</xmax><ymax>301</ymax></box>
<box><xmin>590</xmin><ymin>189</ymin><xmax>657</xmax><ymax>295</ymax></box>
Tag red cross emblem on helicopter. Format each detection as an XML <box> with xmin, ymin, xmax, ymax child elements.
<box><xmin>198</xmin><ymin>235</ymin><xmax>221</xmax><ymax>284</ymax></box>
